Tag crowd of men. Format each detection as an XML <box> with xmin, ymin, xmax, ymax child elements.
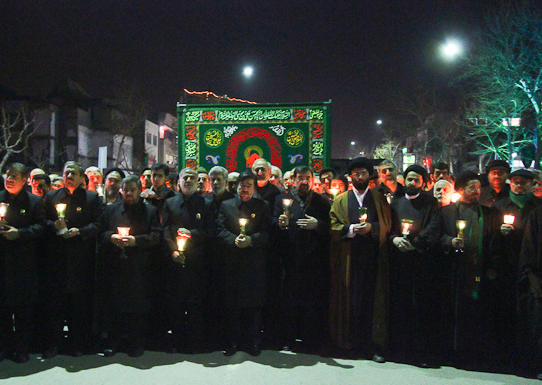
<box><xmin>1</xmin><ymin>157</ymin><xmax>542</xmax><ymax>378</ymax></box>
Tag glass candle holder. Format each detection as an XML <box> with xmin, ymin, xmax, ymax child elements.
<box><xmin>358</xmin><ymin>206</ymin><xmax>368</xmax><ymax>223</ymax></box>
<box><xmin>401</xmin><ymin>219</ymin><xmax>413</xmax><ymax>238</ymax></box>
<box><xmin>0</xmin><ymin>202</ymin><xmax>8</xmax><ymax>221</ymax></box>
<box><xmin>117</xmin><ymin>227</ymin><xmax>130</xmax><ymax>259</ymax></box>
<box><xmin>239</xmin><ymin>218</ymin><xmax>248</xmax><ymax>235</ymax></box>
<box><xmin>503</xmin><ymin>215</ymin><xmax>515</xmax><ymax>225</ymax></box>
<box><xmin>55</xmin><ymin>203</ymin><xmax>67</xmax><ymax>220</ymax></box>
<box><xmin>456</xmin><ymin>220</ymin><xmax>467</xmax><ymax>239</ymax></box>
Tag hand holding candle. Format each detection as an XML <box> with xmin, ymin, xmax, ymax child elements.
<box><xmin>55</xmin><ymin>203</ymin><xmax>67</xmax><ymax>220</ymax></box>
<box><xmin>358</xmin><ymin>206</ymin><xmax>367</xmax><ymax>223</ymax></box>
<box><xmin>330</xmin><ymin>188</ymin><xmax>339</xmax><ymax>199</ymax></box>
<box><xmin>175</xmin><ymin>231</ymin><xmax>191</xmax><ymax>265</ymax></box>
<box><xmin>501</xmin><ymin>214</ymin><xmax>515</xmax><ymax>235</ymax></box>
<box><xmin>239</xmin><ymin>218</ymin><xmax>248</xmax><ymax>235</ymax></box>
<box><xmin>0</xmin><ymin>202</ymin><xmax>8</xmax><ymax>229</ymax></box>
<box><xmin>401</xmin><ymin>219</ymin><xmax>413</xmax><ymax>238</ymax></box>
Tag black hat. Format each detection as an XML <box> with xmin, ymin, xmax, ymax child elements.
<box><xmin>348</xmin><ymin>157</ymin><xmax>374</xmax><ymax>175</ymax></box>
<box><xmin>104</xmin><ymin>167</ymin><xmax>126</xmax><ymax>180</ymax></box>
<box><xmin>237</xmin><ymin>170</ymin><xmax>257</xmax><ymax>184</ymax></box>
<box><xmin>404</xmin><ymin>165</ymin><xmax>429</xmax><ymax>183</ymax></box>
<box><xmin>509</xmin><ymin>169</ymin><xmax>534</xmax><ymax>179</ymax></box>
<box><xmin>485</xmin><ymin>160</ymin><xmax>511</xmax><ymax>174</ymax></box>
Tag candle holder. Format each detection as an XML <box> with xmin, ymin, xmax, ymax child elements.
<box><xmin>117</xmin><ymin>227</ymin><xmax>130</xmax><ymax>259</ymax></box>
<box><xmin>282</xmin><ymin>199</ymin><xmax>293</xmax><ymax>229</ymax></box>
<box><xmin>451</xmin><ymin>192</ymin><xmax>462</xmax><ymax>203</ymax></box>
<box><xmin>239</xmin><ymin>218</ymin><xmax>248</xmax><ymax>235</ymax></box>
<box><xmin>176</xmin><ymin>231</ymin><xmax>191</xmax><ymax>266</ymax></box>
<box><xmin>503</xmin><ymin>215</ymin><xmax>515</xmax><ymax>226</ymax></box>
<box><xmin>55</xmin><ymin>203</ymin><xmax>67</xmax><ymax>220</ymax></box>
<box><xmin>456</xmin><ymin>220</ymin><xmax>467</xmax><ymax>239</ymax></box>
<box><xmin>0</xmin><ymin>202</ymin><xmax>8</xmax><ymax>229</ymax></box>
<box><xmin>358</xmin><ymin>206</ymin><xmax>368</xmax><ymax>223</ymax></box>
<box><xmin>384</xmin><ymin>193</ymin><xmax>392</xmax><ymax>204</ymax></box>
<box><xmin>401</xmin><ymin>219</ymin><xmax>413</xmax><ymax>238</ymax></box>
<box><xmin>95</xmin><ymin>184</ymin><xmax>105</xmax><ymax>202</ymax></box>
<box><xmin>330</xmin><ymin>188</ymin><xmax>339</xmax><ymax>200</ymax></box>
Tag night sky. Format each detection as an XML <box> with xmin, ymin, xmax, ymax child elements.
<box><xmin>1</xmin><ymin>0</ymin><xmax>486</xmax><ymax>158</ymax></box>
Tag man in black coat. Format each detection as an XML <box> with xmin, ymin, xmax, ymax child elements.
<box><xmin>440</xmin><ymin>171</ymin><xmax>501</xmax><ymax>365</ymax></box>
<box><xmin>97</xmin><ymin>175</ymin><xmax>160</xmax><ymax>357</ymax></box>
<box><xmin>389</xmin><ymin>165</ymin><xmax>442</xmax><ymax>367</ymax></box>
<box><xmin>42</xmin><ymin>161</ymin><xmax>103</xmax><ymax>358</ymax></box>
<box><xmin>480</xmin><ymin>160</ymin><xmax>511</xmax><ymax>208</ymax></box>
<box><xmin>217</xmin><ymin>170</ymin><xmax>270</xmax><ymax>356</ymax></box>
<box><xmin>162</xmin><ymin>167</ymin><xmax>214</xmax><ymax>353</ymax></box>
<box><xmin>0</xmin><ymin>163</ymin><xmax>45</xmax><ymax>363</ymax></box>
<box><xmin>274</xmin><ymin>165</ymin><xmax>330</xmax><ymax>353</ymax></box>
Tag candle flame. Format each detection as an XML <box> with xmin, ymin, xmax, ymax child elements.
<box><xmin>503</xmin><ymin>215</ymin><xmax>515</xmax><ymax>225</ymax></box>
<box><xmin>117</xmin><ymin>227</ymin><xmax>130</xmax><ymax>237</ymax></box>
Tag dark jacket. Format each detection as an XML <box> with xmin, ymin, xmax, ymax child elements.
<box><xmin>0</xmin><ymin>190</ymin><xmax>45</xmax><ymax>306</ymax></box>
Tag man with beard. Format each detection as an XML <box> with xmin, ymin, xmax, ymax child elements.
<box><xmin>85</xmin><ymin>166</ymin><xmax>103</xmax><ymax>192</ymax></box>
<box><xmin>389</xmin><ymin>165</ymin><xmax>441</xmax><ymax>367</ymax></box>
<box><xmin>434</xmin><ymin>179</ymin><xmax>454</xmax><ymax>208</ymax></box>
<box><xmin>329</xmin><ymin>157</ymin><xmax>391</xmax><ymax>362</ymax></box>
<box><xmin>97</xmin><ymin>175</ymin><xmax>160</xmax><ymax>357</ymax></box>
<box><xmin>274</xmin><ymin>166</ymin><xmax>330</xmax><ymax>353</ymax></box>
<box><xmin>251</xmin><ymin>158</ymin><xmax>284</xmax><ymax>348</ymax></box>
<box><xmin>204</xmin><ymin>166</ymin><xmax>234</xmax><ymax>348</ymax></box>
<box><xmin>227</xmin><ymin>172</ymin><xmax>239</xmax><ymax>195</ymax></box>
<box><xmin>0</xmin><ymin>163</ymin><xmax>46</xmax><ymax>363</ymax></box>
<box><xmin>376</xmin><ymin>160</ymin><xmax>404</xmax><ymax>203</ymax></box>
<box><xmin>480</xmin><ymin>160</ymin><xmax>511</xmax><ymax>208</ymax></box>
<box><xmin>440</xmin><ymin>171</ymin><xmax>500</xmax><ymax>366</ymax></box>
<box><xmin>143</xmin><ymin>163</ymin><xmax>176</xmax><ymax>222</ymax></box>
<box><xmin>42</xmin><ymin>161</ymin><xmax>103</xmax><ymax>358</ymax></box>
<box><xmin>103</xmin><ymin>168</ymin><xmax>125</xmax><ymax>205</ymax></box>
<box><xmin>217</xmin><ymin>170</ymin><xmax>270</xmax><ymax>356</ymax></box>
<box><xmin>270</xmin><ymin>166</ymin><xmax>284</xmax><ymax>189</ymax></box>
<box><xmin>162</xmin><ymin>168</ymin><xmax>213</xmax><ymax>353</ymax></box>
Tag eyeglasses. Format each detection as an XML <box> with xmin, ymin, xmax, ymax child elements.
<box><xmin>351</xmin><ymin>171</ymin><xmax>369</xmax><ymax>178</ymax></box>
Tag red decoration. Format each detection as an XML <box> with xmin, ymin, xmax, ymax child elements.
<box><xmin>186</xmin><ymin>126</ymin><xmax>197</xmax><ymax>140</ymax></box>
<box><xmin>226</xmin><ymin>128</ymin><xmax>282</xmax><ymax>172</ymax></box>
<box><xmin>293</xmin><ymin>109</ymin><xmax>307</xmax><ymax>120</ymax></box>
<box><xmin>186</xmin><ymin>159</ymin><xmax>197</xmax><ymax>169</ymax></box>
<box><xmin>311</xmin><ymin>123</ymin><xmax>323</xmax><ymax>139</ymax></box>
<box><xmin>312</xmin><ymin>159</ymin><xmax>323</xmax><ymax>173</ymax></box>
<box><xmin>202</xmin><ymin>111</ymin><xmax>216</xmax><ymax>121</ymax></box>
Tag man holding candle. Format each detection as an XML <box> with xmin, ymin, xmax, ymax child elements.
<box><xmin>85</xmin><ymin>166</ymin><xmax>103</xmax><ymax>193</ymax></box>
<box><xmin>440</xmin><ymin>171</ymin><xmax>501</xmax><ymax>366</ymax></box>
<box><xmin>389</xmin><ymin>164</ymin><xmax>442</xmax><ymax>367</ymax></box>
<box><xmin>480</xmin><ymin>160</ymin><xmax>511</xmax><ymax>208</ymax></box>
<box><xmin>42</xmin><ymin>161</ymin><xmax>104</xmax><ymax>358</ymax></box>
<box><xmin>329</xmin><ymin>157</ymin><xmax>391</xmax><ymax>363</ymax></box>
<box><xmin>162</xmin><ymin>167</ymin><xmax>214</xmax><ymax>353</ymax></box>
<box><xmin>274</xmin><ymin>165</ymin><xmax>331</xmax><ymax>353</ymax></box>
<box><xmin>96</xmin><ymin>175</ymin><xmax>160</xmax><ymax>357</ymax></box>
<box><xmin>0</xmin><ymin>163</ymin><xmax>46</xmax><ymax>363</ymax></box>
<box><xmin>217</xmin><ymin>170</ymin><xmax>270</xmax><ymax>356</ymax></box>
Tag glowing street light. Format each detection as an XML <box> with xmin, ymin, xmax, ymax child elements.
<box><xmin>376</xmin><ymin>120</ymin><xmax>383</xmax><ymax>125</ymax></box>
<box><xmin>351</xmin><ymin>141</ymin><xmax>356</xmax><ymax>146</ymax></box>
<box><xmin>242</xmin><ymin>66</ymin><xmax>254</xmax><ymax>79</ymax></box>
<box><xmin>440</xmin><ymin>39</ymin><xmax>463</xmax><ymax>61</ymax></box>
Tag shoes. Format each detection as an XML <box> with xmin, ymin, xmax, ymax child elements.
<box><xmin>128</xmin><ymin>347</ymin><xmax>144</xmax><ymax>358</ymax></box>
<box><xmin>372</xmin><ymin>353</ymin><xmax>386</xmax><ymax>363</ymax></box>
<box><xmin>43</xmin><ymin>346</ymin><xmax>58</xmax><ymax>359</ymax></box>
<box><xmin>12</xmin><ymin>352</ymin><xmax>30</xmax><ymax>364</ymax></box>
<box><xmin>248</xmin><ymin>344</ymin><xmax>261</xmax><ymax>357</ymax></box>
<box><xmin>103</xmin><ymin>348</ymin><xmax>116</xmax><ymax>357</ymax></box>
<box><xmin>223</xmin><ymin>343</ymin><xmax>237</xmax><ymax>357</ymax></box>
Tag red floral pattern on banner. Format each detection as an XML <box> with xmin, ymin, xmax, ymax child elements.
<box><xmin>293</xmin><ymin>109</ymin><xmax>307</xmax><ymax>120</ymax></box>
<box><xmin>226</xmin><ymin>127</ymin><xmax>282</xmax><ymax>171</ymax></box>
<box><xmin>186</xmin><ymin>159</ymin><xmax>197</xmax><ymax>169</ymax></box>
<box><xmin>311</xmin><ymin>123</ymin><xmax>323</xmax><ymax>139</ymax></box>
<box><xmin>312</xmin><ymin>158</ymin><xmax>323</xmax><ymax>173</ymax></box>
<box><xmin>186</xmin><ymin>126</ymin><xmax>197</xmax><ymax>140</ymax></box>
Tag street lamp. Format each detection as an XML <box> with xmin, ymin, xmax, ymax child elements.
<box><xmin>376</xmin><ymin>120</ymin><xmax>383</xmax><ymax>125</ymax></box>
<box><xmin>440</xmin><ymin>39</ymin><xmax>463</xmax><ymax>61</ymax></box>
<box><xmin>242</xmin><ymin>66</ymin><xmax>254</xmax><ymax>79</ymax></box>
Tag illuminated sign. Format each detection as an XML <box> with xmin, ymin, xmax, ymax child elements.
<box><xmin>178</xmin><ymin>102</ymin><xmax>331</xmax><ymax>173</ymax></box>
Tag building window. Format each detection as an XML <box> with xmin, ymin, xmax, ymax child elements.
<box><xmin>153</xmin><ymin>135</ymin><xmax>157</xmax><ymax>145</ymax></box>
<box><xmin>146</xmin><ymin>133</ymin><xmax>152</xmax><ymax>144</ymax></box>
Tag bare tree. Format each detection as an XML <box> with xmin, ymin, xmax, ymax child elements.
<box><xmin>460</xmin><ymin>0</ymin><xmax>542</xmax><ymax>167</ymax></box>
<box><xmin>0</xmin><ymin>106</ymin><xmax>38</xmax><ymax>171</ymax></box>
<box><xmin>374</xmin><ymin>138</ymin><xmax>401</xmax><ymax>162</ymax></box>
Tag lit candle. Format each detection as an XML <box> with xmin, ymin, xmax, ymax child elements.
<box><xmin>282</xmin><ymin>198</ymin><xmax>293</xmax><ymax>217</ymax></box>
<box><xmin>176</xmin><ymin>231</ymin><xmax>191</xmax><ymax>252</ymax></box>
<box><xmin>456</xmin><ymin>220</ymin><xmax>467</xmax><ymax>239</ymax></box>
<box><xmin>330</xmin><ymin>188</ymin><xmax>339</xmax><ymax>199</ymax></box>
<box><xmin>55</xmin><ymin>203</ymin><xmax>67</xmax><ymax>220</ymax></box>
<box><xmin>0</xmin><ymin>202</ymin><xmax>8</xmax><ymax>221</ymax></box>
<box><xmin>95</xmin><ymin>184</ymin><xmax>104</xmax><ymax>197</ymax></box>
<box><xmin>385</xmin><ymin>193</ymin><xmax>392</xmax><ymax>204</ymax></box>
<box><xmin>451</xmin><ymin>192</ymin><xmax>461</xmax><ymax>203</ymax></box>
<box><xmin>503</xmin><ymin>215</ymin><xmax>515</xmax><ymax>225</ymax></box>
<box><xmin>358</xmin><ymin>206</ymin><xmax>368</xmax><ymax>223</ymax></box>
<box><xmin>401</xmin><ymin>219</ymin><xmax>413</xmax><ymax>238</ymax></box>
<box><xmin>239</xmin><ymin>218</ymin><xmax>248</xmax><ymax>235</ymax></box>
<box><xmin>117</xmin><ymin>227</ymin><xmax>130</xmax><ymax>238</ymax></box>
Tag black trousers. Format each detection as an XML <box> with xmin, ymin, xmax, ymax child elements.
<box><xmin>0</xmin><ymin>305</ymin><xmax>34</xmax><ymax>354</ymax></box>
